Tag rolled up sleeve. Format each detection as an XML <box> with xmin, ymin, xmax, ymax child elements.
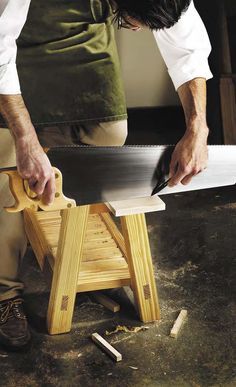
<box><xmin>153</xmin><ymin>0</ymin><xmax>213</xmax><ymax>90</ymax></box>
<box><xmin>0</xmin><ymin>0</ymin><xmax>31</xmax><ymax>94</ymax></box>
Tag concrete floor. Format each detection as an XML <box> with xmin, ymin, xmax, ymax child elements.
<box><xmin>0</xmin><ymin>183</ymin><xmax>235</xmax><ymax>386</ymax></box>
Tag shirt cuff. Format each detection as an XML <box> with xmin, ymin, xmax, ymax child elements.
<box><xmin>0</xmin><ymin>63</ymin><xmax>21</xmax><ymax>94</ymax></box>
<box><xmin>169</xmin><ymin>56</ymin><xmax>213</xmax><ymax>90</ymax></box>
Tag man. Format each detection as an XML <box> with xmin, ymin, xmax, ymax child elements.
<box><xmin>0</xmin><ymin>0</ymin><xmax>212</xmax><ymax>350</ymax></box>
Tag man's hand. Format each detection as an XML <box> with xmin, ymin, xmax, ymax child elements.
<box><xmin>0</xmin><ymin>94</ymin><xmax>55</xmax><ymax>205</ymax></box>
<box><xmin>169</xmin><ymin>78</ymin><xmax>210</xmax><ymax>187</ymax></box>
<box><xmin>168</xmin><ymin>128</ymin><xmax>208</xmax><ymax>187</ymax></box>
<box><xmin>15</xmin><ymin>134</ymin><xmax>55</xmax><ymax>205</ymax></box>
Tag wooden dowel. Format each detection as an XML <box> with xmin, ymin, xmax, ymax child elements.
<box><xmin>170</xmin><ymin>309</ymin><xmax>188</xmax><ymax>338</ymax></box>
<box><xmin>92</xmin><ymin>292</ymin><xmax>120</xmax><ymax>312</ymax></box>
<box><xmin>91</xmin><ymin>333</ymin><xmax>122</xmax><ymax>362</ymax></box>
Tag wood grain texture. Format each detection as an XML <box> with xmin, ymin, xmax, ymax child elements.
<box><xmin>106</xmin><ymin>195</ymin><xmax>165</xmax><ymax>216</ymax></box>
<box><xmin>33</xmin><ymin>210</ymin><xmax>131</xmax><ymax>294</ymax></box>
<box><xmin>47</xmin><ymin>205</ymin><xmax>90</xmax><ymax>334</ymax></box>
<box><xmin>1</xmin><ymin>168</ymin><xmax>75</xmax><ymax>213</ymax></box>
<box><xmin>24</xmin><ymin>208</ymin><xmax>53</xmax><ymax>270</ymax></box>
<box><xmin>170</xmin><ymin>309</ymin><xmax>188</xmax><ymax>338</ymax></box>
<box><xmin>25</xmin><ymin>198</ymin><xmax>161</xmax><ymax>333</ymax></box>
<box><xmin>89</xmin><ymin>203</ymin><xmax>110</xmax><ymax>214</ymax></box>
<box><xmin>121</xmin><ymin>213</ymin><xmax>160</xmax><ymax>322</ymax></box>
<box><xmin>3</xmin><ymin>171</ymin><xmax>38</xmax><ymax>212</ymax></box>
<box><xmin>91</xmin><ymin>292</ymin><xmax>120</xmax><ymax>312</ymax></box>
<box><xmin>100</xmin><ymin>213</ymin><xmax>127</xmax><ymax>258</ymax></box>
<box><xmin>77</xmin><ymin>257</ymin><xmax>130</xmax><ymax>292</ymax></box>
<box><xmin>91</xmin><ymin>333</ymin><xmax>122</xmax><ymax>362</ymax></box>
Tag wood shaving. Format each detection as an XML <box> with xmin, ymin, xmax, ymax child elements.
<box><xmin>105</xmin><ymin>325</ymin><xmax>149</xmax><ymax>336</ymax></box>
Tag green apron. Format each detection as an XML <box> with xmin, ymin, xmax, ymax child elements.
<box><xmin>16</xmin><ymin>0</ymin><xmax>127</xmax><ymax>127</ymax></box>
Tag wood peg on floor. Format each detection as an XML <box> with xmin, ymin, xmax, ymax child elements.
<box><xmin>91</xmin><ymin>332</ymin><xmax>122</xmax><ymax>362</ymax></box>
<box><xmin>170</xmin><ymin>309</ymin><xmax>188</xmax><ymax>338</ymax></box>
<box><xmin>91</xmin><ymin>292</ymin><xmax>120</xmax><ymax>312</ymax></box>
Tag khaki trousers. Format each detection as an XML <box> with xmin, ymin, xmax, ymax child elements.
<box><xmin>0</xmin><ymin>120</ymin><xmax>127</xmax><ymax>302</ymax></box>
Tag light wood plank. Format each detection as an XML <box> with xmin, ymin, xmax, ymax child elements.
<box><xmin>91</xmin><ymin>292</ymin><xmax>120</xmax><ymax>312</ymax></box>
<box><xmin>47</xmin><ymin>205</ymin><xmax>90</xmax><ymax>334</ymax></box>
<box><xmin>77</xmin><ymin>257</ymin><xmax>131</xmax><ymax>292</ymax></box>
<box><xmin>121</xmin><ymin>213</ymin><xmax>160</xmax><ymax>322</ymax></box>
<box><xmin>52</xmin><ymin>247</ymin><xmax>123</xmax><ymax>263</ymax></box>
<box><xmin>77</xmin><ymin>278</ymin><xmax>130</xmax><ymax>292</ymax></box>
<box><xmin>170</xmin><ymin>310</ymin><xmax>188</xmax><ymax>338</ymax></box>
<box><xmin>100</xmin><ymin>213</ymin><xmax>127</xmax><ymax>258</ymax></box>
<box><xmin>79</xmin><ymin>257</ymin><xmax>129</xmax><ymax>273</ymax></box>
<box><xmin>37</xmin><ymin>213</ymin><xmax>115</xmax><ymax>251</ymax></box>
<box><xmin>45</xmin><ymin>253</ymin><xmax>131</xmax><ymax>291</ymax></box>
<box><xmin>86</xmin><ymin>221</ymin><xmax>107</xmax><ymax>231</ymax></box>
<box><xmin>85</xmin><ymin>229</ymin><xmax>112</xmax><ymax>239</ymax></box>
<box><xmin>24</xmin><ymin>209</ymin><xmax>53</xmax><ymax>270</ymax></box>
<box><xmin>106</xmin><ymin>196</ymin><xmax>165</xmax><ymax>216</ymax></box>
<box><xmin>83</xmin><ymin>238</ymin><xmax>115</xmax><ymax>250</ymax></box>
<box><xmin>82</xmin><ymin>246</ymin><xmax>123</xmax><ymax>261</ymax></box>
<box><xmin>89</xmin><ymin>203</ymin><xmax>110</xmax><ymax>214</ymax></box>
<box><xmin>91</xmin><ymin>333</ymin><xmax>122</xmax><ymax>362</ymax></box>
<box><xmin>36</xmin><ymin>210</ymin><xmax>61</xmax><ymax>220</ymax></box>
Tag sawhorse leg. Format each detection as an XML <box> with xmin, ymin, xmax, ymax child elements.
<box><xmin>121</xmin><ymin>213</ymin><xmax>160</xmax><ymax>322</ymax></box>
<box><xmin>47</xmin><ymin>205</ymin><xmax>90</xmax><ymax>334</ymax></box>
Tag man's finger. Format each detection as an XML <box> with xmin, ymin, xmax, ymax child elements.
<box><xmin>42</xmin><ymin>174</ymin><xmax>56</xmax><ymax>205</ymax></box>
<box><xmin>181</xmin><ymin>173</ymin><xmax>195</xmax><ymax>185</ymax></box>
<box><xmin>28</xmin><ymin>178</ymin><xmax>41</xmax><ymax>194</ymax></box>
<box><xmin>168</xmin><ymin>164</ymin><xmax>190</xmax><ymax>187</ymax></box>
<box><xmin>28</xmin><ymin>177</ymin><xmax>47</xmax><ymax>196</ymax></box>
<box><xmin>28</xmin><ymin>178</ymin><xmax>37</xmax><ymax>189</ymax></box>
<box><xmin>169</xmin><ymin>158</ymin><xmax>177</xmax><ymax>178</ymax></box>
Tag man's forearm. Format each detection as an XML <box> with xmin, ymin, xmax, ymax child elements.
<box><xmin>177</xmin><ymin>77</ymin><xmax>209</xmax><ymax>137</ymax></box>
<box><xmin>0</xmin><ymin>94</ymin><xmax>38</xmax><ymax>142</ymax></box>
<box><xmin>168</xmin><ymin>77</ymin><xmax>209</xmax><ymax>187</ymax></box>
<box><xmin>0</xmin><ymin>94</ymin><xmax>55</xmax><ymax>204</ymax></box>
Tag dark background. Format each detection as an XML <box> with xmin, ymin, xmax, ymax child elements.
<box><xmin>127</xmin><ymin>0</ymin><xmax>235</xmax><ymax>145</ymax></box>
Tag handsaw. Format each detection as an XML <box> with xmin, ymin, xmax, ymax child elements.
<box><xmin>0</xmin><ymin>145</ymin><xmax>235</xmax><ymax>212</ymax></box>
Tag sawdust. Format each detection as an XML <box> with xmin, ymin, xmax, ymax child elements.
<box><xmin>111</xmin><ymin>334</ymin><xmax>135</xmax><ymax>345</ymax></box>
<box><xmin>209</xmin><ymin>232</ymin><xmax>218</xmax><ymax>240</ymax></box>
<box><xmin>156</xmin><ymin>260</ymin><xmax>199</xmax><ymax>283</ymax></box>
<box><xmin>42</xmin><ymin>349</ymin><xmax>83</xmax><ymax>360</ymax></box>
<box><xmin>105</xmin><ymin>325</ymin><xmax>149</xmax><ymax>336</ymax></box>
<box><xmin>213</xmin><ymin>203</ymin><xmax>236</xmax><ymax>211</ymax></box>
<box><xmin>147</xmin><ymin>224</ymin><xmax>157</xmax><ymax>233</ymax></box>
<box><xmin>73</xmin><ymin>318</ymin><xmax>113</xmax><ymax>329</ymax></box>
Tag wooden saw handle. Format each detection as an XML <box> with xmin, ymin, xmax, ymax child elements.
<box><xmin>0</xmin><ymin>167</ymin><xmax>76</xmax><ymax>212</ymax></box>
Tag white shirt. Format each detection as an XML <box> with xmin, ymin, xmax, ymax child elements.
<box><xmin>0</xmin><ymin>0</ymin><xmax>212</xmax><ymax>95</ymax></box>
<box><xmin>153</xmin><ymin>0</ymin><xmax>213</xmax><ymax>90</ymax></box>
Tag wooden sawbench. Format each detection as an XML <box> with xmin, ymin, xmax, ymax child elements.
<box><xmin>2</xmin><ymin>167</ymin><xmax>166</xmax><ymax>335</ymax></box>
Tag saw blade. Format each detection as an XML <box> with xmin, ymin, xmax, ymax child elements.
<box><xmin>1</xmin><ymin>145</ymin><xmax>235</xmax><ymax>206</ymax></box>
<box><xmin>45</xmin><ymin>145</ymin><xmax>236</xmax><ymax>205</ymax></box>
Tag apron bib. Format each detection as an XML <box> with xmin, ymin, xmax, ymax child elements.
<box><xmin>16</xmin><ymin>0</ymin><xmax>127</xmax><ymax>126</ymax></box>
